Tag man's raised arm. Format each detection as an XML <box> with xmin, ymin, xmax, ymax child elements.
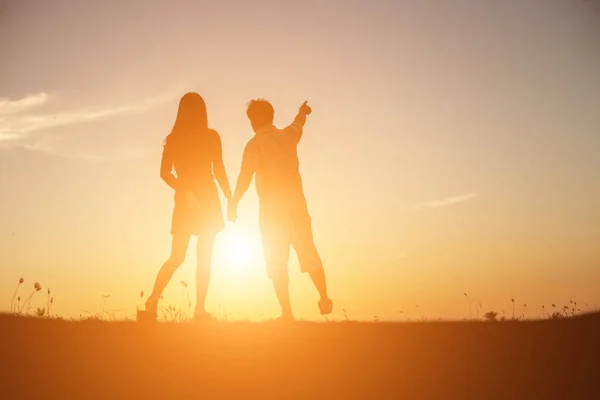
<box><xmin>285</xmin><ymin>101</ymin><xmax>312</xmax><ymax>143</ymax></box>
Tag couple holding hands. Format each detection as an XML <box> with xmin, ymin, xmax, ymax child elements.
<box><xmin>138</xmin><ymin>93</ymin><xmax>332</xmax><ymax>322</ymax></box>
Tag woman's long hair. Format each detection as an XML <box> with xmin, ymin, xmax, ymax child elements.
<box><xmin>164</xmin><ymin>92</ymin><xmax>209</xmax><ymax>153</ymax></box>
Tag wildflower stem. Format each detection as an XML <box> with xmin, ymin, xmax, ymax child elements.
<box><xmin>10</xmin><ymin>282</ymin><xmax>22</xmax><ymax>313</ymax></box>
<box><xmin>19</xmin><ymin>291</ymin><xmax>36</xmax><ymax>314</ymax></box>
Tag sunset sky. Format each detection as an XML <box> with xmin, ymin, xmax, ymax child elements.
<box><xmin>1</xmin><ymin>0</ymin><xmax>599</xmax><ymax>321</ymax></box>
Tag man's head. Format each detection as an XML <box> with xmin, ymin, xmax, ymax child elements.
<box><xmin>246</xmin><ymin>99</ymin><xmax>274</xmax><ymax>132</ymax></box>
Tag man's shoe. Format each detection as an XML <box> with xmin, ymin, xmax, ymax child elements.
<box><xmin>318</xmin><ymin>298</ymin><xmax>333</xmax><ymax>315</ymax></box>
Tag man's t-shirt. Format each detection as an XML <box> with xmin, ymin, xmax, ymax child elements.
<box><xmin>240</xmin><ymin>122</ymin><xmax>305</xmax><ymax>203</ymax></box>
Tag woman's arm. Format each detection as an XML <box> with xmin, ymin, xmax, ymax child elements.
<box><xmin>213</xmin><ymin>134</ymin><xmax>232</xmax><ymax>200</ymax></box>
<box><xmin>160</xmin><ymin>145</ymin><xmax>178</xmax><ymax>190</ymax></box>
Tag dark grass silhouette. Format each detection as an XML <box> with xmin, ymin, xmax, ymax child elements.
<box><xmin>2</xmin><ymin>312</ymin><xmax>600</xmax><ymax>399</ymax></box>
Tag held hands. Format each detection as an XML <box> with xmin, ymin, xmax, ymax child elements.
<box><xmin>227</xmin><ymin>200</ymin><xmax>238</xmax><ymax>222</ymax></box>
<box><xmin>299</xmin><ymin>101</ymin><xmax>312</xmax><ymax>116</ymax></box>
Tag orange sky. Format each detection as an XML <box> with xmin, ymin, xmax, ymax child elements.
<box><xmin>1</xmin><ymin>1</ymin><xmax>599</xmax><ymax>321</ymax></box>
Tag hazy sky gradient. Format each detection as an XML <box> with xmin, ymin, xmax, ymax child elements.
<box><xmin>1</xmin><ymin>0</ymin><xmax>599</xmax><ymax>320</ymax></box>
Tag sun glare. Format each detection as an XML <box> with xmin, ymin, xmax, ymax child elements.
<box><xmin>228</xmin><ymin>240</ymin><xmax>254</xmax><ymax>264</ymax></box>
<box><xmin>215</xmin><ymin>226</ymin><xmax>261</xmax><ymax>271</ymax></box>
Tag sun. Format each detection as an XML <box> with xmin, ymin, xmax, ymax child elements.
<box><xmin>228</xmin><ymin>240</ymin><xmax>254</xmax><ymax>264</ymax></box>
<box><xmin>214</xmin><ymin>226</ymin><xmax>261</xmax><ymax>270</ymax></box>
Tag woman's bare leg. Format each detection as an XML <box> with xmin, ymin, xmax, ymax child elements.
<box><xmin>145</xmin><ymin>233</ymin><xmax>190</xmax><ymax>313</ymax></box>
<box><xmin>194</xmin><ymin>230</ymin><xmax>216</xmax><ymax>317</ymax></box>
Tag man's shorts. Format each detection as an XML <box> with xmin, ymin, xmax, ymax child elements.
<box><xmin>259</xmin><ymin>197</ymin><xmax>323</xmax><ymax>280</ymax></box>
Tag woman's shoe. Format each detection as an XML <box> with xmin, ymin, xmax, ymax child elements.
<box><xmin>274</xmin><ymin>313</ymin><xmax>295</xmax><ymax>323</ymax></box>
<box><xmin>137</xmin><ymin>308</ymin><xmax>157</xmax><ymax>323</ymax></box>
<box><xmin>193</xmin><ymin>310</ymin><xmax>216</xmax><ymax>323</ymax></box>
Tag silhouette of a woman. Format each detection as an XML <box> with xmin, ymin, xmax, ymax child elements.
<box><xmin>139</xmin><ymin>93</ymin><xmax>231</xmax><ymax>321</ymax></box>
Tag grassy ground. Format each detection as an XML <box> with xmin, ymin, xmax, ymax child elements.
<box><xmin>2</xmin><ymin>312</ymin><xmax>599</xmax><ymax>399</ymax></box>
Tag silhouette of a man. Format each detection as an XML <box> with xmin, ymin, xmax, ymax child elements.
<box><xmin>228</xmin><ymin>99</ymin><xmax>332</xmax><ymax>321</ymax></box>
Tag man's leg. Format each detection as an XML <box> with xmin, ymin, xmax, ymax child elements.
<box><xmin>267</xmin><ymin>244</ymin><xmax>294</xmax><ymax>319</ymax></box>
<box><xmin>292</xmin><ymin>205</ymin><xmax>332</xmax><ymax>315</ymax></box>
<box><xmin>308</xmin><ymin>268</ymin><xmax>329</xmax><ymax>303</ymax></box>
<box><xmin>272</xmin><ymin>273</ymin><xmax>293</xmax><ymax>320</ymax></box>
<box><xmin>261</xmin><ymin>213</ymin><xmax>294</xmax><ymax>320</ymax></box>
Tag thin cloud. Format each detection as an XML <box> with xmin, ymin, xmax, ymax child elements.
<box><xmin>415</xmin><ymin>193</ymin><xmax>477</xmax><ymax>210</ymax></box>
<box><xmin>0</xmin><ymin>132</ymin><xmax>22</xmax><ymax>141</ymax></box>
<box><xmin>0</xmin><ymin>92</ymin><xmax>50</xmax><ymax>115</ymax></box>
<box><xmin>0</xmin><ymin>91</ymin><xmax>176</xmax><ymax>142</ymax></box>
<box><xmin>20</xmin><ymin>141</ymin><xmax>106</xmax><ymax>162</ymax></box>
<box><xmin>0</xmin><ymin>89</ymin><xmax>178</xmax><ymax>160</ymax></box>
